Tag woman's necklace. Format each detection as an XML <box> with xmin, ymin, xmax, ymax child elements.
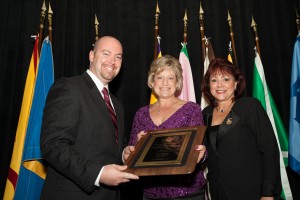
<box><xmin>157</xmin><ymin>103</ymin><xmax>163</xmax><ymax>114</ymax></box>
<box><xmin>215</xmin><ymin>102</ymin><xmax>233</xmax><ymax>113</ymax></box>
<box><xmin>215</xmin><ymin>107</ymin><xmax>225</xmax><ymax>113</ymax></box>
<box><xmin>157</xmin><ymin>102</ymin><xmax>161</xmax><ymax>114</ymax></box>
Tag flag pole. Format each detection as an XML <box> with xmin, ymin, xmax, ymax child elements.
<box><xmin>199</xmin><ymin>3</ymin><xmax>215</xmax><ymax>63</ymax></box>
<box><xmin>199</xmin><ymin>2</ymin><xmax>206</xmax><ymax>62</ymax></box>
<box><xmin>95</xmin><ymin>14</ymin><xmax>99</xmax><ymax>41</ymax></box>
<box><xmin>178</xmin><ymin>9</ymin><xmax>196</xmax><ymax>102</ymax></box>
<box><xmin>296</xmin><ymin>8</ymin><xmax>300</xmax><ymax>36</ymax></box>
<box><xmin>149</xmin><ymin>1</ymin><xmax>160</xmax><ymax>104</ymax></box>
<box><xmin>48</xmin><ymin>3</ymin><xmax>53</xmax><ymax>44</ymax></box>
<box><xmin>154</xmin><ymin>1</ymin><xmax>160</xmax><ymax>58</ymax></box>
<box><xmin>183</xmin><ymin>9</ymin><xmax>188</xmax><ymax>44</ymax></box>
<box><xmin>251</xmin><ymin>16</ymin><xmax>261</xmax><ymax>57</ymax></box>
<box><xmin>38</xmin><ymin>0</ymin><xmax>47</xmax><ymax>53</ymax></box>
<box><xmin>227</xmin><ymin>10</ymin><xmax>238</xmax><ymax>67</ymax></box>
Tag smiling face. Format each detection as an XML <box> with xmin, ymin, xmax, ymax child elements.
<box><xmin>209</xmin><ymin>71</ymin><xmax>237</xmax><ymax>103</ymax></box>
<box><xmin>152</xmin><ymin>67</ymin><xmax>177</xmax><ymax>100</ymax></box>
<box><xmin>89</xmin><ymin>36</ymin><xmax>123</xmax><ymax>85</ymax></box>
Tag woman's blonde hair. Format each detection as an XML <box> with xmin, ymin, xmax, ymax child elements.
<box><xmin>147</xmin><ymin>55</ymin><xmax>183</xmax><ymax>92</ymax></box>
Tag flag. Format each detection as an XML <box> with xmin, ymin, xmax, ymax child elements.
<box><xmin>4</xmin><ymin>37</ymin><xmax>39</xmax><ymax>200</ymax></box>
<box><xmin>227</xmin><ymin>41</ymin><xmax>238</xmax><ymax>67</ymax></box>
<box><xmin>14</xmin><ymin>37</ymin><xmax>54</xmax><ymax>199</ymax></box>
<box><xmin>200</xmin><ymin>45</ymin><xmax>210</xmax><ymax>109</ymax></box>
<box><xmin>201</xmin><ymin>39</ymin><xmax>215</xmax><ymax>110</ymax></box>
<box><xmin>252</xmin><ymin>49</ymin><xmax>292</xmax><ymax>199</ymax></box>
<box><xmin>15</xmin><ymin>37</ymin><xmax>54</xmax><ymax>199</ymax></box>
<box><xmin>289</xmin><ymin>37</ymin><xmax>300</xmax><ymax>175</ymax></box>
<box><xmin>4</xmin><ymin>37</ymin><xmax>54</xmax><ymax>200</ymax></box>
<box><xmin>177</xmin><ymin>43</ymin><xmax>196</xmax><ymax>102</ymax></box>
<box><xmin>150</xmin><ymin>36</ymin><xmax>162</xmax><ymax>104</ymax></box>
<box><xmin>200</xmin><ymin>41</ymin><xmax>214</xmax><ymax>200</ymax></box>
<box><xmin>228</xmin><ymin>42</ymin><xmax>233</xmax><ymax>64</ymax></box>
<box><xmin>227</xmin><ymin>52</ymin><xmax>233</xmax><ymax>63</ymax></box>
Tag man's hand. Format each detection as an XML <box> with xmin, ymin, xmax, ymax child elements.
<box><xmin>100</xmin><ymin>164</ymin><xmax>139</xmax><ymax>186</ymax></box>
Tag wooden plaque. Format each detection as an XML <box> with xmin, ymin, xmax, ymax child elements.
<box><xmin>125</xmin><ymin>126</ymin><xmax>206</xmax><ymax>176</ymax></box>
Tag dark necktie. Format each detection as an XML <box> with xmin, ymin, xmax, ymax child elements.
<box><xmin>102</xmin><ymin>87</ymin><xmax>118</xmax><ymax>144</ymax></box>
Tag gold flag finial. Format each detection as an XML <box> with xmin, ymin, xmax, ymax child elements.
<box><xmin>200</xmin><ymin>2</ymin><xmax>204</xmax><ymax>15</ymax></box>
<box><xmin>251</xmin><ymin>16</ymin><xmax>261</xmax><ymax>56</ymax></box>
<box><xmin>155</xmin><ymin>1</ymin><xmax>160</xmax><ymax>31</ymax></box>
<box><xmin>183</xmin><ymin>9</ymin><xmax>188</xmax><ymax>44</ymax></box>
<box><xmin>251</xmin><ymin>16</ymin><xmax>257</xmax><ymax>29</ymax></box>
<box><xmin>251</xmin><ymin>16</ymin><xmax>259</xmax><ymax>42</ymax></box>
<box><xmin>42</xmin><ymin>0</ymin><xmax>47</xmax><ymax>12</ymax></box>
<box><xmin>184</xmin><ymin>9</ymin><xmax>188</xmax><ymax>21</ymax></box>
<box><xmin>227</xmin><ymin>10</ymin><xmax>231</xmax><ymax>21</ymax></box>
<box><xmin>95</xmin><ymin>14</ymin><xmax>99</xmax><ymax>25</ymax></box>
<box><xmin>156</xmin><ymin>1</ymin><xmax>160</xmax><ymax>14</ymax></box>
<box><xmin>153</xmin><ymin>1</ymin><xmax>160</xmax><ymax>58</ymax></box>
<box><xmin>95</xmin><ymin>14</ymin><xmax>99</xmax><ymax>41</ymax></box>
<box><xmin>48</xmin><ymin>2</ymin><xmax>53</xmax><ymax>43</ymax></box>
<box><xmin>38</xmin><ymin>0</ymin><xmax>47</xmax><ymax>52</ymax></box>
<box><xmin>227</xmin><ymin>10</ymin><xmax>238</xmax><ymax>66</ymax></box>
<box><xmin>199</xmin><ymin>1</ymin><xmax>206</xmax><ymax>61</ymax></box>
<box><xmin>199</xmin><ymin>2</ymin><xmax>204</xmax><ymax>25</ymax></box>
<box><xmin>48</xmin><ymin>2</ymin><xmax>53</xmax><ymax>14</ymax></box>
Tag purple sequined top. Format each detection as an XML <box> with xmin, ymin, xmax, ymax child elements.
<box><xmin>129</xmin><ymin>101</ymin><xmax>206</xmax><ymax>199</ymax></box>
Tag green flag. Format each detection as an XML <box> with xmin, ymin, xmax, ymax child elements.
<box><xmin>252</xmin><ymin>50</ymin><xmax>292</xmax><ymax>199</ymax></box>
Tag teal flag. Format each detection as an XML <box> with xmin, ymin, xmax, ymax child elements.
<box><xmin>289</xmin><ymin>37</ymin><xmax>300</xmax><ymax>175</ymax></box>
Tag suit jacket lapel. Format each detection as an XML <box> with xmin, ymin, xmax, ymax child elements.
<box><xmin>83</xmin><ymin>72</ymin><xmax>122</xmax><ymax>150</ymax></box>
<box><xmin>204</xmin><ymin>107</ymin><xmax>218</xmax><ymax>154</ymax></box>
<box><xmin>218</xmin><ymin>110</ymin><xmax>240</xmax><ymax>141</ymax></box>
<box><xmin>82</xmin><ymin>72</ymin><xmax>109</xmax><ymax>109</ymax></box>
<box><xmin>204</xmin><ymin>105</ymin><xmax>240</xmax><ymax>154</ymax></box>
<box><xmin>206</xmin><ymin>113</ymin><xmax>218</xmax><ymax>154</ymax></box>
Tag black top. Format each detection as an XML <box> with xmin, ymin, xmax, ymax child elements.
<box><xmin>203</xmin><ymin>97</ymin><xmax>282</xmax><ymax>200</ymax></box>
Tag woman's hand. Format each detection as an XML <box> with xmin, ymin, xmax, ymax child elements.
<box><xmin>123</xmin><ymin>146</ymin><xmax>135</xmax><ymax>161</ymax></box>
<box><xmin>195</xmin><ymin>145</ymin><xmax>206</xmax><ymax>163</ymax></box>
<box><xmin>137</xmin><ymin>131</ymin><xmax>147</xmax><ymax>141</ymax></box>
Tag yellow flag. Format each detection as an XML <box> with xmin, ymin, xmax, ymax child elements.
<box><xmin>4</xmin><ymin>38</ymin><xmax>39</xmax><ymax>199</ymax></box>
<box><xmin>149</xmin><ymin>37</ymin><xmax>162</xmax><ymax>104</ymax></box>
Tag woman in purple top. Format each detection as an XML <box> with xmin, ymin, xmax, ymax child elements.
<box><xmin>128</xmin><ymin>55</ymin><xmax>207</xmax><ymax>200</ymax></box>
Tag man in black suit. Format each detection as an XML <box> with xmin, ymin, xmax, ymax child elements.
<box><xmin>40</xmin><ymin>36</ymin><xmax>139</xmax><ymax>200</ymax></box>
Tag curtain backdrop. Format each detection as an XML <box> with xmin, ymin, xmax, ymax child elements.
<box><xmin>1</xmin><ymin>0</ymin><xmax>299</xmax><ymax>199</ymax></box>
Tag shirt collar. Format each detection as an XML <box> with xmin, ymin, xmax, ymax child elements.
<box><xmin>86</xmin><ymin>69</ymin><xmax>109</xmax><ymax>94</ymax></box>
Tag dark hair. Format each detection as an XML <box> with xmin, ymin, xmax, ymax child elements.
<box><xmin>201</xmin><ymin>58</ymin><xmax>246</xmax><ymax>106</ymax></box>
